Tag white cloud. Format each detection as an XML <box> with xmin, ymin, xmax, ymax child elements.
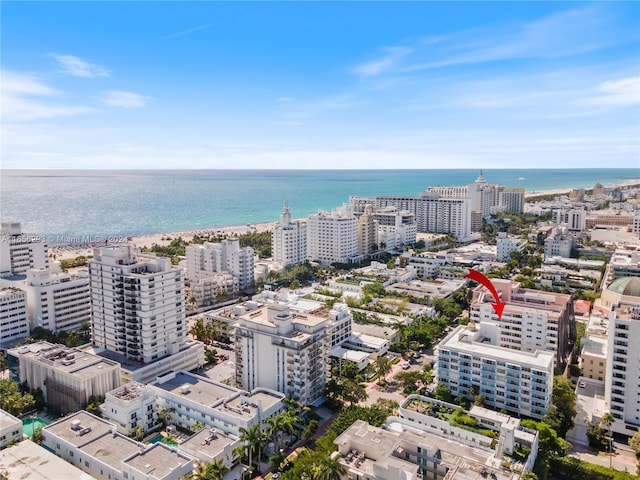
<box><xmin>352</xmin><ymin>46</ymin><xmax>412</xmax><ymax>77</ymax></box>
<box><xmin>1</xmin><ymin>69</ymin><xmax>95</xmax><ymax>121</ymax></box>
<box><xmin>50</xmin><ymin>54</ymin><xmax>109</xmax><ymax>78</ymax></box>
<box><xmin>579</xmin><ymin>77</ymin><xmax>640</xmax><ymax>107</ymax></box>
<box><xmin>103</xmin><ymin>91</ymin><xmax>150</xmax><ymax>108</ymax></box>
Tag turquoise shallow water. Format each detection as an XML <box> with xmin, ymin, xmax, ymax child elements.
<box><xmin>1</xmin><ymin>169</ymin><xmax>638</xmax><ymax>242</ymax></box>
<box><xmin>22</xmin><ymin>417</ymin><xmax>50</xmax><ymax>437</ymax></box>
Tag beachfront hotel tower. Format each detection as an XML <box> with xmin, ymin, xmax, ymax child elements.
<box><xmin>271</xmin><ymin>202</ymin><xmax>307</xmax><ymax>267</ymax></box>
<box><xmin>89</xmin><ymin>246</ymin><xmax>189</xmax><ymax>365</ymax></box>
<box><xmin>307</xmin><ymin>206</ymin><xmax>361</xmax><ymax>265</ymax></box>
<box><xmin>0</xmin><ymin>221</ymin><xmax>48</xmax><ymax>275</ymax></box>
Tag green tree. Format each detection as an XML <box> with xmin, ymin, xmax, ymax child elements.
<box><xmin>340</xmin><ymin>379</ymin><xmax>368</xmax><ymax>406</ymax></box>
<box><xmin>629</xmin><ymin>429</ymin><xmax>640</xmax><ymax>458</ymax></box>
<box><xmin>239</xmin><ymin>424</ymin><xmax>267</xmax><ymax>474</ymax></box>
<box><xmin>131</xmin><ymin>424</ymin><xmax>144</xmax><ymax>440</ymax></box>
<box><xmin>433</xmin><ymin>383</ymin><xmax>454</xmax><ymax>403</ymax></box>
<box><xmin>600</xmin><ymin>412</ymin><xmax>615</xmax><ymax>468</ymax></box>
<box><xmin>190</xmin><ymin>420</ymin><xmax>205</xmax><ymax>433</ymax></box>
<box><xmin>542</xmin><ymin>376</ymin><xmax>577</xmax><ymax>438</ymax></box>
<box><xmin>158</xmin><ymin>407</ymin><xmax>175</xmax><ymax>427</ymax></box>
<box><xmin>303</xmin><ymin>419</ymin><xmax>319</xmax><ymax>441</ymax></box>
<box><xmin>191</xmin><ymin>459</ymin><xmax>230</xmax><ymax>480</ymax></box>
<box><xmin>312</xmin><ymin>454</ymin><xmax>347</xmax><ymax>480</ymax></box>
<box><xmin>374</xmin><ymin>356</ymin><xmax>392</xmax><ymax>385</ymax></box>
<box><xmin>362</xmin><ymin>282</ymin><xmax>386</xmax><ymax>298</ymax></box>
<box><xmin>290</xmin><ymin>279</ymin><xmax>302</xmax><ymax>290</ymax></box>
<box><xmin>32</xmin><ymin>425</ymin><xmax>44</xmax><ymax>445</ymax></box>
<box><xmin>0</xmin><ymin>378</ymin><xmax>36</xmax><ymax>416</ymax></box>
<box><xmin>0</xmin><ymin>352</ymin><xmax>7</xmax><ymax>371</ymax></box>
<box><xmin>85</xmin><ymin>395</ymin><xmax>104</xmax><ymax>417</ymax></box>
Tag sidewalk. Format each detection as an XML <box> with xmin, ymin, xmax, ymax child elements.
<box><xmin>570</xmin><ymin>441</ymin><xmax>638</xmax><ymax>473</ymax></box>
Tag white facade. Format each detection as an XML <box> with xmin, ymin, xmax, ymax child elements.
<box><xmin>544</xmin><ymin>228</ymin><xmax>574</xmax><ymax>259</ymax></box>
<box><xmin>189</xmin><ymin>273</ymin><xmax>239</xmax><ymax>308</ymax></box>
<box><xmin>103</xmin><ymin>370</ymin><xmax>286</xmax><ymax>437</ymax></box>
<box><xmin>24</xmin><ymin>268</ymin><xmax>91</xmax><ymax>332</ymax></box>
<box><xmin>233</xmin><ymin>304</ymin><xmax>330</xmax><ymax>406</ymax></box>
<box><xmin>0</xmin><ymin>409</ymin><xmax>23</xmax><ymax>449</ymax></box>
<box><xmin>498</xmin><ymin>188</ymin><xmax>525</xmax><ymax>214</ymax></box>
<box><xmin>42</xmin><ymin>411</ymin><xmax>193</xmax><ymax>480</ymax></box>
<box><xmin>470</xmin><ymin>280</ymin><xmax>573</xmax><ymax>366</ymax></box>
<box><xmin>7</xmin><ymin>342</ymin><xmax>120</xmax><ymax>414</ymax></box>
<box><xmin>186</xmin><ymin>239</ymin><xmax>254</xmax><ymax>291</ymax></box>
<box><xmin>496</xmin><ymin>235</ymin><xmax>527</xmax><ymax>262</ymax></box>
<box><xmin>0</xmin><ymin>287</ymin><xmax>29</xmax><ymax>348</ymax></box>
<box><xmin>307</xmin><ymin>207</ymin><xmax>359</xmax><ymax>265</ymax></box>
<box><xmin>89</xmin><ymin>246</ymin><xmax>192</xmax><ymax>365</ymax></box>
<box><xmin>436</xmin><ymin>325</ymin><xmax>554</xmax><ymax>419</ymax></box>
<box><xmin>0</xmin><ymin>222</ymin><xmax>48</xmax><ymax>275</ymax></box>
<box><xmin>605</xmin><ymin>303</ymin><xmax>640</xmax><ymax>435</ymax></box>
<box><xmin>372</xmin><ymin>207</ymin><xmax>417</xmax><ymax>251</ymax></box>
<box><xmin>272</xmin><ymin>203</ymin><xmax>307</xmax><ymax>267</ymax></box>
<box><xmin>553</xmin><ymin>208</ymin><xmax>587</xmax><ymax>232</ymax></box>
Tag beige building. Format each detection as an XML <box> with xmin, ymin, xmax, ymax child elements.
<box><xmin>233</xmin><ymin>304</ymin><xmax>330</xmax><ymax>406</ymax></box>
<box><xmin>7</xmin><ymin>342</ymin><xmax>120</xmax><ymax>414</ymax></box>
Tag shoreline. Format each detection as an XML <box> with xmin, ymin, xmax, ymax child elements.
<box><xmin>48</xmin><ymin>178</ymin><xmax>640</xmax><ymax>261</ymax></box>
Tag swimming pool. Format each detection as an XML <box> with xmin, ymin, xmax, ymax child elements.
<box><xmin>22</xmin><ymin>417</ymin><xmax>50</xmax><ymax>437</ymax></box>
<box><xmin>148</xmin><ymin>434</ymin><xmax>178</xmax><ymax>447</ymax></box>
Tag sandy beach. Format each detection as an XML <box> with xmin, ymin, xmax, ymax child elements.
<box><xmin>48</xmin><ymin>178</ymin><xmax>639</xmax><ymax>261</ymax></box>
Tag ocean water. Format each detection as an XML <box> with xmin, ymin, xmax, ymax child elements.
<box><xmin>1</xmin><ymin>169</ymin><xmax>638</xmax><ymax>242</ymax></box>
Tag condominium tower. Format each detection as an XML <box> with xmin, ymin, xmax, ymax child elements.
<box><xmin>271</xmin><ymin>202</ymin><xmax>307</xmax><ymax>267</ymax></box>
<box><xmin>186</xmin><ymin>239</ymin><xmax>254</xmax><ymax>292</ymax></box>
<box><xmin>89</xmin><ymin>246</ymin><xmax>189</xmax><ymax>364</ymax></box>
<box><xmin>0</xmin><ymin>221</ymin><xmax>48</xmax><ymax>275</ymax></box>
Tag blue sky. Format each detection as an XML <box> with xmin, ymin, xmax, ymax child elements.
<box><xmin>2</xmin><ymin>1</ymin><xmax>639</xmax><ymax>169</ymax></box>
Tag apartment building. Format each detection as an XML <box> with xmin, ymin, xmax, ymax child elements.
<box><xmin>102</xmin><ymin>370</ymin><xmax>285</xmax><ymax>437</ymax></box>
<box><xmin>271</xmin><ymin>202</ymin><xmax>307</xmax><ymax>267</ymax></box>
<box><xmin>0</xmin><ymin>287</ymin><xmax>29</xmax><ymax>348</ymax></box>
<box><xmin>89</xmin><ymin>246</ymin><xmax>199</xmax><ymax>369</ymax></box>
<box><xmin>233</xmin><ymin>304</ymin><xmax>330</xmax><ymax>406</ymax></box>
<box><xmin>436</xmin><ymin>325</ymin><xmax>555</xmax><ymax>419</ymax></box>
<box><xmin>357</xmin><ymin>205</ymin><xmax>378</xmax><ymax>255</ymax></box>
<box><xmin>7</xmin><ymin>342</ymin><xmax>120</xmax><ymax>414</ymax></box>
<box><xmin>333</xmin><ymin>419</ymin><xmax>522</xmax><ymax>480</ymax></box>
<box><xmin>306</xmin><ymin>207</ymin><xmax>360</xmax><ymax>265</ymax></box>
<box><xmin>42</xmin><ymin>411</ymin><xmax>193</xmax><ymax>480</ymax></box>
<box><xmin>470</xmin><ymin>280</ymin><xmax>574</xmax><ymax>366</ymax></box>
<box><xmin>496</xmin><ymin>234</ymin><xmax>527</xmax><ymax>262</ymax></box>
<box><xmin>0</xmin><ymin>409</ymin><xmax>23</xmax><ymax>449</ymax></box>
<box><xmin>497</xmin><ymin>188</ymin><xmax>525</xmax><ymax>214</ymax></box>
<box><xmin>544</xmin><ymin>227</ymin><xmax>574</xmax><ymax>260</ymax></box>
<box><xmin>605</xmin><ymin>303</ymin><xmax>640</xmax><ymax>435</ymax></box>
<box><xmin>552</xmin><ymin>208</ymin><xmax>587</xmax><ymax>232</ymax></box>
<box><xmin>23</xmin><ymin>268</ymin><xmax>91</xmax><ymax>332</ymax></box>
<box><xmin>189</xmin><ymin>273</ymin><xmax>238</xmax><ymax>309</ymax></box>
<box><xmin>0</xmin><ymin>222</ymin><xmax>48</xmax><ymax>275</ymax></box>
<box><xmin>186</xmin><ymin>239</ymin><xmax>254</xmax><ymax>291</ymax></box>
<box><xmin>372</xmin><ymin>207</ymin><xmax>417</xmax><ymax>251</ymax></box>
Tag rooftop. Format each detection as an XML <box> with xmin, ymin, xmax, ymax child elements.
<box><xmin>0</xmin><ymin>439</ymin><xmax>95</xmax><ymax>480</ymax></box>
<box><xmin>608</xmin><ymin>276</ymin><xmax>640</xmax><ymax>297</ymax></box>
<box><xmin>0</xmin><ymin>408</ymin><xmax>22</xmax><ymax>427</ymax></box>
<box><xmin>44</xmin><ymin>411</ymin><xmax>114</xmax><ymax>448</ymax></box>
<box><xmin>80</xmin><ymin>430</ymin><xmax>140</xmax><ymax>470</ymax></box>
<box><xmin>153</xmin><ymin>371</ymin><xmax>238</xmax><ymax>407</ymax></box>
<box><xmin>439</xmin><ymin>325</ymin><xmax>555</xmax><ymax>369</ymax></box>
<box><xmin>179</xmin><ymin>427</ymin><xmax>239</xmax><ymax>462</ymax></box>
<box><xmin>9</xmin><ymin>342</ymin><xmax>119</xmax><ymax>378</ymax></box>
<box><xmin>124</xmin><ymin>443</ymin><xmax>192</xmax><ymax>477</ymax></box>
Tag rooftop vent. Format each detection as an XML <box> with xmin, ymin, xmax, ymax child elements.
<box><xmin>180</xmin><ymin>384</ymin><xmax>190</xmax><ymax>394</ymax></box>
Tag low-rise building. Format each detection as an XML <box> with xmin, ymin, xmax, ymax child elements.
<box><xmin>178</xmin><ymin>427</ymin><xmax>240</xmax><ymax>470</ymax></box>
<box><xmin>7</xmin><ymin>342</ymin><xmax>120</xmax><ymax>414</ymax></box>
<box><xmin>42</xmin><ymin>411</ymin><xmax>193</xmax><ymax>480</ymax></box>
<box><xmin>102</xmin><ymin>370</ymin><xmax>285</xmax><ymax>437</ymax></box>
<box><xmin>0</xmin><ymin>409</ymin><xmax>23</xmax><ymax>449</ymax></box>
<box><xmin>0</xmin><ymin>439</ymin><xmax>95</xmax><ymax>480</ymax></box>
<box><xmin>496</xmin><ymin>234</ymin><xmax>527</xmax><ymax>262</ymax></box>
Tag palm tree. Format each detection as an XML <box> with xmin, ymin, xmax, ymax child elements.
<box><xmin>375</xmin><ymin>355</ymin><xmax>392</xmax><ymax>385</ymax></box>
<box><xmin>600</xmin><ymin>412</ymin><xmax>615</xmax><ymax>468</ymax></box>
<box><xmin>131</xmin><ymin>424</ymin><xmax>144</xmax><ymax>441</ymax></box>
<box><xmin>190</xmin><ymin>420</ymin><xmax>205</xmax><ymax>433</ymax></box>
<box><xmin>191</xmin><ymin>459</ymin><xmax>230</xmax><ymax>480</ymax></box>
<box><xmin>312</xmin><ymin>455</ymin><xmax>347</xmax><ymax>480</ymax></box>
<box><xmin>265</xmin><ymin>414</ymin><xmax>285</xmax><ymax>453</ymax></box>
<box><xmin>239</xmin><ymin>424</ymin><xmax>267</xmax><ymax>476</ymax></box>
<box><xmin>158</xmin><ymin>407</ymin><xmax>175</xmax><ymax>427</ymax></box>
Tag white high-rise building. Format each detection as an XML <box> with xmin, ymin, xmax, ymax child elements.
<box><xmin>307</xmin><ymin>207</ymin><xmax>360</xmax><ymax>265</ymax></box>
<box><xmin>271</xmin><ymin>202</ymin><xmax>307</xmax><ymax>267</ymax></box>
<box><xmin>233</xmin><ymin>304</ymin><xmax>330</xmax><ymax>406</ymax></box>
<box><xmin>497</xmin><ymin>188</ymin><xmax>525</xmax><ymax>214</ymax></box>
<box><xmin>470</xmin><ymin>280</ymin><xmax>574</xmax><ymax>366</ymax></box>
<box><xmin>436</xmin><ymin>324</ymin><xmax>555</xmax><ymax>419</ymax></box>
<box><xmin>373</xmin><ymin>207</ymin><xmax>416</xmax><ymax>251</ymax></box>
<box><xmin>605</xmin><ymin>302</ymin><xmax>640</xmax><ymax>435</ymax></box>
<box><xmin>89</xmin><ymin>246</ymin><xmax>191</xmax><ymax>365</ymax></box>
<box><xmin>24</xmin><ymin>268</ymin><xmax>91</xmax><ymax>332</ymax></box>
<box><xmin>0</xmin><ymin>222</ymin><xmax>48</xmax><ymax>275</ymax></box>
<box><xmin>0</xmin><ymin>287</ymin><xmax>29</xmax><ymax>348</ymax></box>
<box><xmin>186</xmin><ymin>239</ymin><xmax>254</xmax><ymax>291</ymax></box>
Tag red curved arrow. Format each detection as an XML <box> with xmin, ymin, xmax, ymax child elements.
<box><xmin>465</xmin><ymin>269</ymin><xmax>506</xmax><ymax>319</ymax></box>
